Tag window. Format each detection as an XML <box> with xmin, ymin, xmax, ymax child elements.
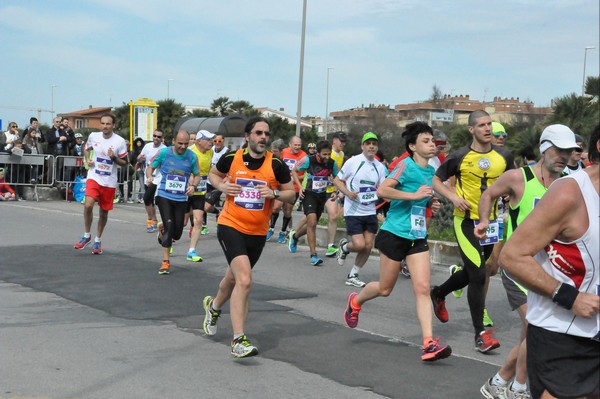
<box><xmin>76</xmin><ymin>119</ymin><xmax>86</xmax><ymax>129</ymax></box>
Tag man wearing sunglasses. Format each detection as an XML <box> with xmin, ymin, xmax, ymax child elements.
<box><xmin>563</xmin><ymin>133</ymin><xmax>586</xmax><ymax>175</ymax></box>
<box><xmin>202</xmin><ymin>116</ymin><xmax>295</xmax><ymax>358</ymax></box>
<box><xmin>491</xmin><ymin>122</ymin><xmax>508</xmax><ymax>148</ymax></box>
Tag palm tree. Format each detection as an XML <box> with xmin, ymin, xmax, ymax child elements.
<box><xmin>186</xmin><ymin>108</ymin><xmax>216</xmax><ymax>118</ymax></box>
<box><xmin>157</xmin><ymin>98</ymin><xmax>186</xmax><ymax>143</ymax></box>
<box><xmin>211</xmin><ymin>96</ymin><xmax>232</xmax><ymax>116</ymax></box>
<box><xmin>547</xmin><ymin>93</ymin><xmax>599</xmax><ymax>137</ymax></box>
<box><xmin>585</xmin><ymin>76</ymin><xmax>600</xmax><ymax>98</ymax></box>
<box><xmin>229</xmin><ymin>100</ymin><xmax>253</xmax><ymax>115</ymax></box>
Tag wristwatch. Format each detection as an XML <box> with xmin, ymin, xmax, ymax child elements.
<box><xmin>273</xmin><ymin>189</ymin><xmax>280</xmax><ymax>199</ymax></box>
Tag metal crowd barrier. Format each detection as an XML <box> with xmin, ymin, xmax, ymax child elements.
<box><xmin>0</xmin><ymin>154</ymin><xmax>144</xmax><ymax>203</ymax></box>
<box><xmin>55</xmin><ymin>155</ymin><xmax>143</xmax><ymax>203</ymax></box>
<box><xmin>0</xmin><ymin>153</ymin><xmax>54</xmax><ymax>201</ymax></box>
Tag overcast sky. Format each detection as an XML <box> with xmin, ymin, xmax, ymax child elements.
<box><xmin>1</xmin><ymin>0</ymin><xmax>598</xmax><ymax>128</ymax></box>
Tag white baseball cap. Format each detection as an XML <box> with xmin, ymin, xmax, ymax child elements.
<box><xmin>539</xmin><ymin>124</ymin><xmax>581</xmax><ymax>153</ymax></box>
<box><xmin>197</xmin><ymin>129</ymin><xmax>215</xmax><ymax>140</ymax></box>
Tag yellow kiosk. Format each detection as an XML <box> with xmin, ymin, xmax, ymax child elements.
<box><xmin>129</xmin><ymin>98</ymin><xmax>159</xmax><ymax>147</ymax></box>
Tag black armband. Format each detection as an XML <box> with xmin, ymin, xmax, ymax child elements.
<box><xmin>551</xmin><ymin>283</ymin><xmax>579</xmax><ymax>310</ymax></box>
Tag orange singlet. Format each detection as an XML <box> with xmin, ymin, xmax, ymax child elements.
<box><xmin>218</xmin><ymin>149</ymin><xmax>278</xmax><ymax>236</ymax></box>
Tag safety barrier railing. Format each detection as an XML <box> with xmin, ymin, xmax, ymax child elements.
<box><xmin>0</xmin><ymin>153</ymin><xmax>145</xmax><ymax>203</ymax></box>
<box><xmin>0</xmin><ymin>153</ymin><xmax>54</xmax><ymax>201</ymax></box>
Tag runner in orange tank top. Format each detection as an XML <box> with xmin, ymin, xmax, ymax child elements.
<box><xmin>202</xmin><ymin>117</ymin><xmax>295</xmax><ymax>358</ymax></box>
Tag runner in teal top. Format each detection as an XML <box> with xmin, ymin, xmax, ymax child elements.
<box><xmin>343</xmin><ymin>121</ymin><xmax>451</xmax><ymax>363</ymax></box>
<box><xmin>381</xmin><ymin>156</ymin><xmax>435</xmax><ymax>240</ymax></box>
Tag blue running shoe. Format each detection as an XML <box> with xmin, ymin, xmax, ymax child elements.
<box><xmin>288</xmin><ymin>229</ymin><xmax>298</xmax><ymax>253</ymax></box>
<box><xmin>310</xmin><ymin>255</ymin><xmax>323</xmax><ymax>266</ymax></box>
<box><xmin>74</xmin><ymin>236</ymin><xmax>91</xmax><ymax>250</ymax></box>
<box><xmin>277</xmin><ymin>231</ymin><xmax>286</xmax><ymax>244</ymax></box>
<box><xmin>266</xmin><ymin>228</ymin><xmax>274</xmax><ymax>241</ymax></box>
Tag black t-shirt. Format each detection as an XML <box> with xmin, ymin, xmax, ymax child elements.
<box><xmin>216</xmin><ymin>149</ymin><xmax>291</xmax><ymax>185</ymax></box>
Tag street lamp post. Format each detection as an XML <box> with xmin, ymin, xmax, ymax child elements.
<box><xmin>167</xmin><ymin>78</ymin><xmax>174</xmax><ymax>99</ymax></box>
<box><xmin>51</xmin><ymin>84</ymin><xmax>57</xmax><ymax>120</ymax></box>
<box><xmin>582</xmin><ymin>46</ymin><xmax>595</xmax><ymax>96</ymax></box>
<box><xmin>324</xmin><ymin>67</ymin><xmax>334</xmax><ymax>137</ymax></box>
<box><xmin>295</xmin><ymin>0</ymin><xmax>307</xmax><ymax>137</ymax></box>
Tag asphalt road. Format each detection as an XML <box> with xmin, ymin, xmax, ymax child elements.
<box><xmin>0</xmin><ymin>200</ymin><xmax>522</xmax><ymax>399</ymax></box>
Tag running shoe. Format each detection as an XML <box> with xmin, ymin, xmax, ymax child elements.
<box><xmin>266</xmin><ymin>228</ymin><xmax>274</xmax><ymax>241</ymax></box>
<box><xmin>345</xmin><ymin>274</ymin><xmax>366</xmax><ymax>288</ymax></box>
<box><xmin>483</xmin><ymin>308</ymin><xmax>494</xmax><ymax>327</ymax></box>
<box><xmin>449</xmin><ymin>264</ymin><xmax>463</xmax><ymax>298</ymax></box>
<box><xmin>186</xmin><ymin>249</ymin><xmax>203</xmax><ymax>262</ymax></box>
<box><xmin>201</xmin><ymin>226</ymin><xmax>209</xmax><ymax>235</ymax></box>
<box><xmin>277</xmin><ymin>231</ymin><xmax>287</xmax><ymax>244</ymax></box>
<box><xmin>475</xmin><ymin>330</ymin><xmax>500</xmax><ymax>353</ymax></box>
<box><xmin>310</xmin><ymin>255</ymin><xmax>323</xmax><ymax>266</ymax></box>
<box><xmin>507</xmin><ymin>387</ymin><xmax>531</xmax><ymax>399</ymax></box>
<box><xmin>344</xmin><ymin>292</ymin><xmax>360</xmax><ymax>328</ymax></box>
<box><xmin>287</xmin><ymin>229</ymin><xmax>298</xmax><ymax>253</ymax></box>
<box><xmin>480</xmin><ymin>378</ymin><xmax>508</xmax><ymax>399</ymax></box>
<box><xmin>421</xmin><ymin>338</ymin><xmax>452</xmax><ymax>362</ymax></box>
<box><xmin>91</xmin><ymin>241</ymin><xmax>102</xmax><ymax>255</ymax></box>
<box><xmin>336</xmin><ymin>238</ymin><xmax>349</xmax><ymax>266</ymax></box>
<box><xmin>400</xmin><ymin>261</ymin><xmax>411</xmax><ymax>279</ymax></box>
<box><xmin>158</xmin><ymin>260</ymin><xmax>170</xmax><ymax>275</ymax></box>
<box><xmin>231</xmin><ymin>335</ymin><xmax>258</xmax><ymax>358</ymax></box>
<box><xmin>147</xmin><ymin>220</ymin><xmax>156</xmax><ymax>233</ymax></box>
<box><xmin>188</xmin><ymin>225</ymin><xmax>193</xmax><ymax>238</ymax></box>
<box><xmin>202</xmin><ymin>296</ymin><xmax>221</xmax><ymax>336</ymax></box>
<box><xmin>74</xmin><ymin>236</ymin><xmax>91</xmax><ymax>250</ymax></box>
<box><xmin>325</xmin><ymin>245</ymin><xmax>338</xmax><ymax>258</ymax></box>
<box><xmin>430</xmin><ymin>287</ymin><xmax>449</xmax><ymax>323</ymax></box>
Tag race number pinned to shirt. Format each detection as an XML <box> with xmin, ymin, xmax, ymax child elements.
<box><xmin>195</xmin><ymin>176</ymin><xmax>208</xmax><ymax>193</ymax></box>
<box><xmin>95</xmin><ymin>157</ymin><xmax>113</xmax><ymax>176</ymax></box>
<box><xmin>234</xmin><ymin>178</ymin><xmax>266</xmax><ymax>210</ymax></box>
<box><xmin>166</xmin><ymin>174</ymin><xmax>186</xmax><ymax>194</ymax></box>
<box><xmin>474</xmin><ymin>219</ymin><xmax>499</xmax><ymax>245</ymax></box>
<box><xmin>283</xmin><ymin>158</ymin><xmax>296</xmax><ymax>172</ymax></box>
<box><xmin>312</xmin><ymin>176</ymin><xmax>328</xmax><ymax>193</ymax></box>
<box><xmin>410</xmin><ymin>206</ymin><xmax>427</xmax><ymax>239</ymax></box>
<box><xmin>359</xmin><ymin>186</ymin><xmax>378</xmax><ymax>204</ymax></box>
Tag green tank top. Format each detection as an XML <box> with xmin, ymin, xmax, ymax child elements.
<box><xmin>506</xmin><ymin>166</ymin><xmax>546</xmax><ymax>240</ymax></box>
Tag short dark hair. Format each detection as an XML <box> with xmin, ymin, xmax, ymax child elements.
<box><xmin>100</xmin><ymin>114</ymin><xmax>116</xmax><ymax>124</ymax></box>
<box><xmin>402</xmin><ymin>121</ymin><xmax>433</xmax><ymax>157</ymax></box>
<box><xmin>588</xmin><ymin>123</ymin><xmax>599</xmax><ymax>164</ymax></box>
<box><xmin>468</xmin><ymin>110</ymin><xmax>490</xmax><ymax>127</ymax></box>
<box><xmin>244</xmin><ymin>116</ymin><xmax>269</xmax><ymax>134</ymax></box>
<box><xmin>30</xmin><ymin>117</ymin><xmax>38</xmax><ymax>124</ymax></box>
<box><xmin>519</xmin><ymin>146</ymin><xmax>536</xmax><ymax>162</ymax></box>
<box><xmin>316</xmin><ymin>140</ymin><xmax>331</xmax><ymax>153</ymax></box>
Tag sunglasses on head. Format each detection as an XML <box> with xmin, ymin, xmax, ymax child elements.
<box><xmin>492</xmin><ymin>132</ymin><xmax>507</xmax><ymax>138</ymax></box>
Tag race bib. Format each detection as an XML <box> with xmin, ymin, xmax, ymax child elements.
<box><xmin>410</xmin><ymin>206</ymin><xmax>427</xmax><ymax>239</ymax></box>
<box><xmin>234</xmin><ymin>178</ymin><xmax>266</xmax><ymax>210</ymax></box>
<box><xmin>95</xmin><ymin>157</ymin><xmax>113</xmax><ymax>176</ymax></box>
<box><xmin>475</xmin><ymin>219</ymin><xmax>499</xmax><ymax>245</ymax></box>
<box><xmin>312</xmin><ymin>176</ymin><xmax>328</xmax><ymax>193</ymax></box>
<box><xmin>283</xmin><ymin>158</ymin><xmax>296</xmax><ymax>172</ymax></box>
<box><xmin>165</xmin><ymin>174</ymin><xmax>186</xmax><ymax>194</ymax></box>
<box><xmin>195</xmin><ymin>176</ymin><xmax>208</xmax><ymax>193</ymax></box>
<box><xmin>359</xmin><ymin>186</ymin><xmax>378</xmax><ymax>204</ymax></box>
